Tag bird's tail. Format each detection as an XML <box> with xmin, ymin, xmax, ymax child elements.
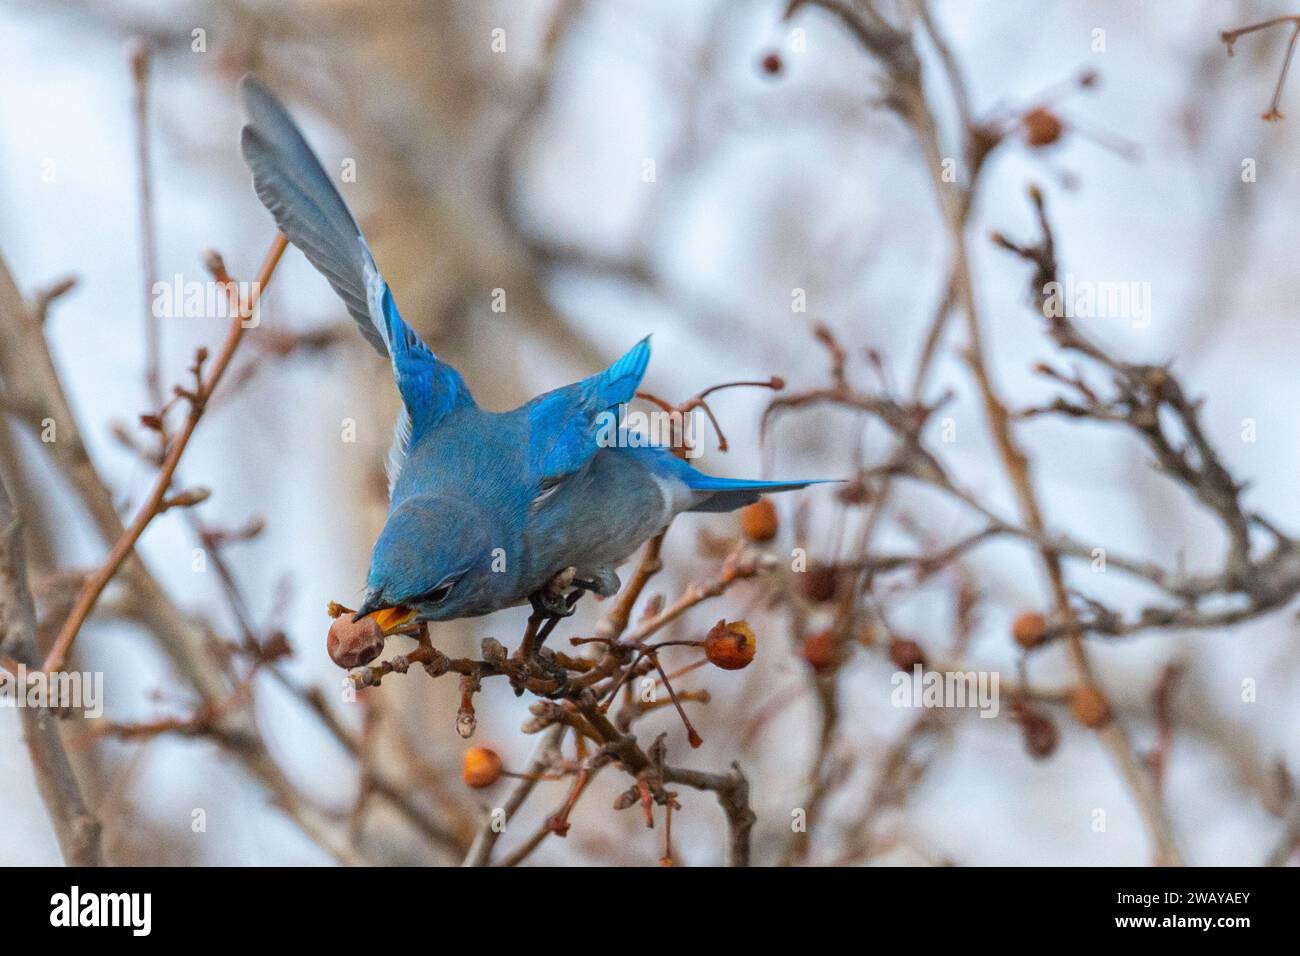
<box><xmin>681</xmin><ymin>474</ymin><xmax>835</xmax><ymax>513</ymax></box>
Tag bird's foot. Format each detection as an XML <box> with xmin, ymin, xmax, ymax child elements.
<box><xmin>529</xmin><ymin>566</ymin><xmax>579</xmax><ymax>619</ymax></box>
<box><xmin>513</xmin><ymin>572</ymin><xmax>586</xmax><ymax>697</ymax></box>
<box><xmin>529</xmin><ymin>589</ymin><xmax>577</xmax><ymax>620</ymax></box>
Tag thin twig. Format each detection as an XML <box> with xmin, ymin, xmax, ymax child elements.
<box><xmin>129</xmin><ymin>40</ymin><xmax>162</xmax><ymax>407</ymax></box>
<box><xmin>1220</xmin><ymin>14</ymin><xmax>1300</xmax><ymax>120</ymax></box>
<box><xmin>42</xmin><ymin>234</ymin><xmax>288</xmax><ymax>674</ymax></box>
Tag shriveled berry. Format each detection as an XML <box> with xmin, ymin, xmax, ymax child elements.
<box><xmin>799</xmin><ymin>563</ymin><xmax>838</xmax><ymax>603</ymax></box>
<box><xmin>1015</xmin><ymin>701</ymin><xmax>1059</xmax><ymax>760</ymax></box>
<box><xmin>705</xmin><ymin>619</ymin><xmax>757</xmax><ymax>670</ymax></box>
<box><xmin>327</xmin><ymin>613</ymin><xmax>385</xmax><ymax>669</ymax></box>
<box><xmin>802</xmin><ymin>630</ymin><xmax>840</xmax><ymax>672</ymax></box>
<box><xmin>888</xmin><ymin>637</ymin><xmax>925</xmax><ymax>671</ymax></box>
<box><xmin>836</xmin><ymin>479</ymin><xmax>872</xmax><ymax>505</ymax></box>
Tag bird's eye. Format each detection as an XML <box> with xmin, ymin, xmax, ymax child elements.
<box><xmin>427</xmin><ymin>581</ymin><xmax>455</xmax><ymax>603</ymax></box>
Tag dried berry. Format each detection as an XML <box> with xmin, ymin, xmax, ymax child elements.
<box><xmin>326</xmin><ymin>613</ymin><xmax>385</xmax><ymax>670</ymax></box>
<box><xmin>836</xmin><ymin>479</ymin><xmax>872</xmax><ymax>506</ymax></box>
<box><xmin>1023</xmin><ymin>107</ymin><xmax>1064</xmax><ymax>147</ymax></box>
<box><xmin>802</xmin><ymin>630</ymin><xmax>840</xmax><ymax>672</ymax></box>
<box><xmin>461</xmin><ymin>747</ymin><xmax>503</xmax><ymax>788</ymax></box>
<box><xmin>760</xmin><ymin>51</ymin><xmax>782</xmax><ymax>75</ymax></box>
<box><xmin>1015</xmin><ymin>701</ymin><xmax>1059</xmax><ymax>760</ymax></box>
<box><xmin>799</xmin><ymin>563</ymin><xmax>838</xmax><ymax>603</ymax></box>
<box><xmin>888</xmin><ymin>637</ymin><xmax>925</xmax><ymax>671</ymax></box>
<box><xmin>1070</xmin><ymin>685</ymin><xmax>1112</xmax><ymax>729</ymax></box>
<box><xmin>1011</xmin><ymin>611</ymin><xmax>1048</xmax><ymax>649</ymax></box>
<box><xmin>740</xmin><ymin>499</ymin><xmax>778</xmax><ymax>542</ymax></box>
<box><xmin>705</xmin><ymin>619</ymin><xmax>757</xmax><ymax>670</ymax></box>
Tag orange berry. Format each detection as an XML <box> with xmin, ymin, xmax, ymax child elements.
<box><xmin>1011</xmin><ymin>611</ymin><xmax>1048</xmax><ymax>649</ymax></box>
<box><xmin>1023</xmin><ymin>107</ymin><xmax>1064</xmax><ymax>147</ymax></box>
<box><xmin>705</xmin><ymin>619</ymin><xmax>757</xmax><ymax>670</ymax></box>
<box><xmin>740</xmin><ymin>499</ymin><xmax>778</xmax><ymax>542</ymax></box>
<box><xmin>461</xmin><ymin>747</ymin><xmax>503</xmax><ymax>788</ymax></box>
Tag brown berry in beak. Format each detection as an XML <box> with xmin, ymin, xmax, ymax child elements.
<box><xmin>327</xmin><ymin>613</ymin><xmax>386</xmax><ymax>669</ymax></box>
<box><xmin>325</xmin><ymin>603</ymin><xmax>419</xmax><ymax>670</ymax></box>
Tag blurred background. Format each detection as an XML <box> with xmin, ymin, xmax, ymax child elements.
<box><xmin>2</xmin><ymin>0</ymin><xmax>1299</xmax><ymax>866</ymax></box>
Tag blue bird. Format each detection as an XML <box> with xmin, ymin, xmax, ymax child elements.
<box><xmin>239</xmin><ymin>76</ymin><xmax>826</xmax><ymax>638</ymax></box>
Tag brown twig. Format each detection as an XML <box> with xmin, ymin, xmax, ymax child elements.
<box><xmin>0</xmin><ymin>475</ymin><xmax>103</xmax><ymax>866</ymax></box>
<box><xmin>791</xmin><ymin>0</ymin><xmax>1183</xmax><ymax>866</ymax></box>
<box><xmin>129</xmin><ymin>39</ymin><xmax>162</xmax><ymax>407</ymax></box>
<box><xmin>461</xmin><ymin>725</ymin><xmax>565</xmax><ymax>867</ymax></box>
<box><xmin>1220</xmin><ymin>14</ymin><xmax>1300</xmax><ymax>120</ymax></box>
<box><xmin>0</xmin><ymin>244</ymin><xmax>373</xmax><ymax>865</ymax></box>
<box><xmin>42</xmin><ymin>233</ymin><xmax>288</xmax><ymax>675</ymax></box>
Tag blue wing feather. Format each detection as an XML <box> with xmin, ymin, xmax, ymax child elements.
<box><xmin>527</xmin><ymin>336</ymin><xmax>651</xmax><ymax>481</ymax></box>
<box><xmin>370</xmin><ymin>277</ymin><xmax>472</xmax><ymax>430</ymax></box>
<box><xmin>240</xmin><ymin>75</ymin><xmax>472</xmax><ymax>492</ymax></box>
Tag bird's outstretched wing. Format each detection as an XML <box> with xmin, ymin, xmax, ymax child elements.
<box><xmin>238</xmin><ymin>75</ymin><xmax>472</xmax><ymax>492</ymax></box>
<box><xmin>526</xmin><ymin>336</ymin><xmax>651</xmax><ymax>487</ymax></box>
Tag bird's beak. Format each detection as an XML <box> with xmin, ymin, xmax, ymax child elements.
<box><xmin>352</xmin><ymin>597</ymin><xmax>419</xmax><ymax>635</ymax></box>
<box><xmin>370</xmin><ymin>605</ymin><xmax>419</xmax><ymax>635</ymax></box>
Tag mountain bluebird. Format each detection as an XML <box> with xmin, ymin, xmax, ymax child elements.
<box><xmin>239</xmin><ymin>76</ymin><xmax>826</xmax><ymax>638</ymax></box>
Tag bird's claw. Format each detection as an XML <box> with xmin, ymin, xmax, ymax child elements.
<box><xmin>529</xmin><ymin>566</ymin><xmax>580</xmax><ymax>619</ymax></box>
<box><xmin>516</xmin><ymin>570</ymin><xmax>586</xmax><ymax>697</ymax></box>
<box><xmin>529</xmin><ymin>588</ymin><xmax>577</xmax><ymax>619</ymax></box>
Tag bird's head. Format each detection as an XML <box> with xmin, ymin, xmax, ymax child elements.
<box><xmin>353</xmin><ymin>494</ymin><xmax>501</xmax><ymax>628</ymax></box>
